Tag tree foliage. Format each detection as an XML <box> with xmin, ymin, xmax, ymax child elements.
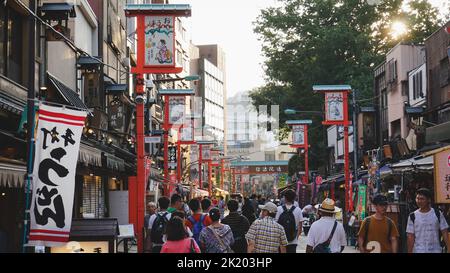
<box><xmin>250</xmin><ymin>0</ymin><xmax>445</xmax><ymax>171</ymax></box>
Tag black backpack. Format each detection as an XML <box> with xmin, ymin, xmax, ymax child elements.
<box><xmin>409</xmin><ymin>208</ymin><xmax>444</xmax><ymax>248</ymax></box>
<box><xmin>278</xmin><ymin>205</ymin><xmax>297</xmax><ymax>242</ymax></box>
<box><xmin>150</xmin><ymin>212</ymin><xmax>169</xmax><ymax>244</ymax></box>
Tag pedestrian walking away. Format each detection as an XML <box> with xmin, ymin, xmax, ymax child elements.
<box><xmin>168</xmin><ymin>194</ymin><xmax>184</xmax><ymax>213</ymax></box>
<box><xmin>275</xmin><ymin>189</ymin><xmax>304</xmax><ymax>253</ymax></box>
<box><xmin>147</xmin><ymin>197</ymin><xmax>172</xmax><ymax>253</ymax></box>
<box><xmin>186</xmin><ymin>198</ymin><xmax>212</xmax><ymax>247</ymax></box>
<box><xmin>246</xmin><ymin>202</ymin><xmax>288</xmax><ymax>253</ymax></box>
<box><xmin>160</xmin><ymin>216</ymin><xmax>200</xmax><ymax>253</ymax></box>
<box><xmin>307</xmin><ymin>198</ymin><xmax>347</xmax><ymax>253</ymax></box>
<box><xmin>242</xmin><ymin>197</ymin><xmax>257</xmax><ymax>224</ymax></box>
<box><xmin>222</xmin><ymin>199</ymin><xmax>250</xmax><ymax>253</ymax></box>
<box><xmin>199</xmin><ymin>208</ymin><xmax>234</xmax><ymax>253</ymax></box>
<box><xmin>407</xmin><ymin>188</ymin><xmax>450</xmax><ymax>253</ymax></box>
<box><xmin>144</xmin><ymin>201</ymin><xmax>157</xmax><ymax>252</ymax></box>
<box><xmin>357</xmin><ymin>194</ymin><xmax>399</xmax><ymax>253</ymax></box>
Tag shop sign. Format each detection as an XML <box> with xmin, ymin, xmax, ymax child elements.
<box><xmin>325</xmin><ymin>92</ymin><xmax>344</xmax><ymax>123</ymax></box>
<box><xmin>357</xmin><ymin>185</ymin><xmax>367</xmax><ymax>220</ymax></box>
<box><xmin>29</xmin><ymin>104</ymin><xmax>87</xmax><ymax>246</ymax></box>
<box><xmin>144</xmin><ymin>136</ymin><xmax>161</xmax><ymax>143</ymax></box>
<box><xmin>51</xmin><ymin>241</ymin><xmax>109</xmax><ymax>253</ymax></box>
<box><xmin>168</xmin><ymin>146</ymin><xmax>177</xmax><ymax>170</ymax></box>
<box><xmin>168</xmin><ymin>96</ymin><xmax>185</xmax><ymax>125</ymax></box>
<box><xmin>292</xmin><ymin>125</ymin><xmax>305</xmax><ymax>146</ymax></box>
<box><xmin>434</xmin><ymin>148</ymin><xmax>450</xmax><ymax>203</ymax></box>
<box><xmin>145</xmin><ymin>16</ymin><xmax>176</xmax><ymax>67</ymax></box>
<box><xmin>190</xmin><ymin>145</ymin><xmax>199</xmax><ymax>185</ymax></box>
<box><xmin>202</xmin><ymin>145</ymin><xmax>211</xmax><ymax>161</ymax></box>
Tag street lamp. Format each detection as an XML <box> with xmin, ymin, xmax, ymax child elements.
<box><xmin>284</xmin><ymin>108</ymin><xmax>322</xmax><ymax>115</ymax></box>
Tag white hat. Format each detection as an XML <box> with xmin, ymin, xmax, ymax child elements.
<box><xmin>314</xmin><ymin>198</ymin><xmax>342</xmax><ymax>213</ymax></box>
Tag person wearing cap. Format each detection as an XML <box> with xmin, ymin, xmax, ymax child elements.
<box><xmin>306</xmin><ymin>198</ymin><xmax>347</xmax><ymax>253</ymax></box>
<box><xmin>357</xmin><ymin>194</ymin><xmax>399</xmax><ymax>253</ymax></box>
<box><xmin>245</xmin><ymin>202</ymin><xmax>288</xmax><ymax>253</ymax></box>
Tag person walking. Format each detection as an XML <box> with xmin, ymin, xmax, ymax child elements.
<box><xmin>199</xmin><ymin>208</ymin><xmax>234</xmax><ymax>253</ymax></box>
<box><xmin>357</xmin><ymin>195</ymin><xmax>399</xmax><ymax>253</ymax></box>
<box><xmin>275</xmin><ymin>189</ymin><xmax>304</xmax><ymax>253</ymax></box>
<box><xmin>147</xmin><ymin>197</ymin><xmax>171</xmax><ymax>253</ymax></box>
<box><xmin>160</xmin><ymin>216</ymin><xmax>200</xmax><ymax>253</ymax></box>
<box><xmin>201</xmin><ymin>197</ymin><xmax>213</xmax><ymax>213</ymax></box>
<box><xmin>306</xmin><ymin>198</ymin><xmax>347</xmax><ymax>253</ymax></box>
<box><xmin>242</xmin><ymin>197</ymin><xmax>257</xmax><ymax>224</ymax></box>
<box><xmin>246</xmin><ymin>202</ymin><xmax>288</xmax><ymax>253</ymax></box>
<box><xmin>186</xmin><ymin>198</ymin><xmax>212</xmax><ymax>246</ymax></box>
<box><xmin>407</xmin><ymin>188</ymin><xmax>450</xmax><ymax>253</ymax></box>
<box><xmin>222</xmin><ymin>199</ymin><xmax>250</xmax><ymax>253</ymax></box>
<box><xmin>218</xmin><ymin>196</ymin><xmax>226</xmax><ymax>220</ymax></box>
<box><xmin>144</xmin><ymin>202</ymin><xmax>157</xmax><ymax>252</ymax></box>
<box><xmin>167</xmin><ymin>194</ymin><xmax>184</xmax><ymax>213</ymax></box>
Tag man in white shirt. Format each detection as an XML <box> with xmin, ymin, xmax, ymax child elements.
<box><xmin>275</xmin><ymin>189</ymin><xmax>303</xmax><ymax>253</ymax></box>
<box><xmin>407</xmin><ymin>188</ymin><xmax>449</xmax><ymax>253</ymax></box>
<box><xmin>306</xmin><ymin>198</ymin><xmax>347</xmax><ymax>253</ymax></box>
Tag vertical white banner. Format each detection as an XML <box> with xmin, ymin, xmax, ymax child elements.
<box><xmin>144</xmin><ymin>16</ymin><xmax>175</xmax><ymax>67</ymax></box>
<box><xmin>169</xmin><ymin>97</ymin><xmax>185</xmax><ymax>125</ymax></box>
<box><xmin>325</xmin><ymin>92</ymin><xmax>344</xmax><ymax>122</ymax></box>
<box><xmin>292</xmin><ymin>125</ymin><xmax>305</xmax><ymax>145</ymax></box>
<box><xmin>29</xmin><ymin>104</ymin><xmax>87</xmax><ymax>246</ymax></box>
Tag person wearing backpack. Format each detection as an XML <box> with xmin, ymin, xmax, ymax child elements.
<box><xmin>357</xmin><ymin>194</ymin><xmax>399</xmax><ymax>253</ymax></box>
<box><xmin>275</xmin><ymin>189</ymin><xmax>304</xmax><ymax>253</ymax></box>
<box><xmin>407</xmin><ymin>188</ymin><xmax>450</xmax><ymax>253</ymax></box>
<box><xmin>186</xmin><ymin>198</ymin><xmax>212</xmax><ymax>248</ymax></box>
<box><xmin>222</xmin><ymin>199</ymin><xmax>250</xmax><ymax>253</ymax></box>
<box><xmin>306</xmin><ymin>198</ymin><xmax>347</xmax><ymax>253</ymax></box>
<box><xmin>148</xmin><ymin>196</ymin><xmax>172</xmax><ymax>253</ymax></box>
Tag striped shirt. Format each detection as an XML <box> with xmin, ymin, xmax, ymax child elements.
<box><xmin>222</xmin><ymin>212</ymin><xmax>250</xmax><ymax>240</ymax></box>
<box><xmin>245</xmin><ymin>216</ymin><xmax>288</xmax><ymax>253</ymax></box>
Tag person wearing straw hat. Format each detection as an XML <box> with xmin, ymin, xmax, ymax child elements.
<box><xmin>306</xmin><ymin>198</ymin><xmax>347</xmax><ymax>253</ymax></box>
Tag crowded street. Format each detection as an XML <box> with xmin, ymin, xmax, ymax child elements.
<box><xmin>0</xmin><ymin>0</ymin><xmax>450</xmax><ymax>258</ymax></box>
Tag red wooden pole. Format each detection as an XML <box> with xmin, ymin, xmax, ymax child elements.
<box><xmin>199</xmin><ymin>145</ymin><xmax>203</xmax><ymax>190</ymax></box>
<box><xmin>220</xmin><ymin>159</ymin><xmax>224</xmax><ymax>189</ymax></box>
<box><xmin>305</xmin><ymin>125</ymin><xmax>309</xmax><ymax>185</ymax></box>
<box><xmin>177</xmin><ymin>128</ymin><xmax>182</xmax><ymax>184</ymax></box>
<box><xmin>163</xmin><ymin>95</ymin><xmax>170</xmax><ymax>197</ymax></box>
<box><xmin>208</xmin><ymin>161</ymin><xmax>212</xmax><ymax>197</ymax></box>
<box><xmin>232</xmin><ymin>168</ymin><xmax>236</xmax><ymax>193</ymax></box>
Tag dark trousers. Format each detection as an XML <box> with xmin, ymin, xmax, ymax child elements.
<box><xmin>231</xmin><ymin>239</ymin><xmax>248</xmax><ymax>253</ymax></box>
<box><xmin>152</xmin><ymin>245</ymin><xmax>162</xmax><ymax>253</ymax></box>
<box><xmin>286</xmin><ymin>244</ymin><xmax>297</xmax><ymax>253</ymax></box>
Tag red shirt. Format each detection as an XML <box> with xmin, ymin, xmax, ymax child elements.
<box><xmin>161</xmin><ymin>238</ymin><xmax>200</xmax><ymax>253</ymax></box>
<box><xmin>185</xmin><ymin>213</ymin><xmax>212</xmax><ymax>230</ymax></box>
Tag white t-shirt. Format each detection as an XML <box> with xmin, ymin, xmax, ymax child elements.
<box><xmin>406</xmin><ymin>208</ymin><xmax>449</xmax><ymax>253</ymax></box>
<box><xmin>307</xmin><ymin>216</ymin><xmax>347</xmax><ymax>253</ymax></box>
<box><xmin>275</xmin><ymin>204</ymin><xmax>304</xmax><ymax>245</ymax></box>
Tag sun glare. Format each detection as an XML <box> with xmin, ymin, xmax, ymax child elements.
<box><xmin>390</xmin><ymin>21</ymin><xmax>408</xmax><ymax>39</ymax></box>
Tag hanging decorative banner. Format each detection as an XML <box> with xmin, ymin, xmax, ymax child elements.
<box><xmin>202</xmin><ymin>145</ymin><xmax>211</xmax><ymax>161</ymax></box>
<box><xmin>190</xmin><ymin>145</ymin><xmax>199</xmax><ymax>186</ymax></box>
<box><xmin>292</xmin><ymin>125</ymin><xmax>305</xmax><ymax>146</ymax></box>
<box><xmin>325</xmin><ymin>92</ymin><xmax>344</xmax><ymax>122</ymax></box>
<box><xmin>168</xmin><ymin>146</ymin><xmax>177</xmax><ymax>170</ymax></box>
<box><xmin>433</xmin><ymin>148</ymin><xmax>450</xmax><ymax>203</ymax></box>
<box><xmin>168</xmin><ymin>97</ymin><xmax>185</xmax><ymax>125</ymax></box>
<box><xmin>29</xmin><ymin>104</ymin><xmax>87</xmax><ymax>246</ymax></box>
<box><xmin>211</xmin><ymin>150</ymin><xmax>220</xmax><ymax>166</ymax></box>
<box><xmin>180</xmin><ymin>121</ymin><xmax>194</xmax><ymax>142</ymax></box>
<box><xmin>357</xmin><ymin>185</ymin><xmax>367</xmax><ymax>219</ymax></box>
<box><xmin>145</xmin><ymin>16</ymin><xmax>175</xmax><ymax>67</ymax></box>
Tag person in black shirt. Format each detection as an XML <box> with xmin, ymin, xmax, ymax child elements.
<box><xmin>222</xmin><ymin>199</ymin><xmax>250</xmax><ymax>253</ymax></box>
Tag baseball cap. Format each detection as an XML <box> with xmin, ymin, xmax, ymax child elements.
<box><xmin>372</xmin><ymin>194</ymin><xmax>388</xmax><ymax>205</ymax></box>
<box><xmin>258</xmin><ymin>202</ymin><xmax>278</xmax><ymax>214</ymax></box>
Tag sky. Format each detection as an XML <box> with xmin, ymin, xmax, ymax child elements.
<box><xmin>176</xmin><ymin>0</ymin><xmax>448</xmax><ymax>98</ymax></box>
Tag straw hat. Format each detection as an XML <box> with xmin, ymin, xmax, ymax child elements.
<box><xmin>314</xmin><ymin>198</ymin><xmax>341</xmax><ymax>214</ymax></box>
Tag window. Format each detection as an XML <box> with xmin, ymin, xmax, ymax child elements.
<box><xmin>387</xmin><ymin>59</ymin><xmax>397</xmax><ymax>84</ymax></box>
<box><xmin>0</xmin><ymin>6</ymin><xmax>24</xmax><ymax>84</ymax></box>
<box><xmin>412</xmin><ymin>70</ymin><xmax>423</xmax><ymax>100</ymax></box>
<box><xmin>82</xmin><ymin>176</ymin><xmax>105</xmax><ymax>218</ymax></box>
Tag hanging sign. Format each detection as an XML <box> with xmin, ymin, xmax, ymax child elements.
<box><xmin>190</xmin><ymin>145</ymin><xmax>199</xmax><ymax>186</ymax></box>
<box><xmin>202</xmin><ymin>145</ymin><xmax>211</xmax><ymax>161</ymax></box>
<box><xmin>434</xmin><ymin>148</ymin><xmax>450</xmax><ymax>203</ymax></box>
<box><xmin>325</xmin><ymin>92</ymin><xmax>344</xmax><ymax>123</ymax></box>
<box><xmin>168</xmin><ymin>97</ymin><xmax>185</xmax><ymax>125</ymax></box>
<box><xmin>180</xmin><ymin>121</ymin><xmax>194</xmax><ymax>142</ymax></box>
<box><xmin>145</xmin><ymin>16</ymin><xmax>176</xmax><ymax>67</ymax></box>
<box><xmin>168</xmin><ymin>146</ymin><xmax>177</xmax><ymax>170</ymax></box>
<box><xmin>29</xmin><ymin>104</ymin><xmax>87</xmax><ymax>246</ymax></box>
<box><xmin>292</xmin><ymin>125</ymin><xmax>305</xmax><ymax>146</ymax></box>
<box><xmin>357</xmin><ymin>185</ymin><xmax>367</xmax><ymax>219</ymax></box>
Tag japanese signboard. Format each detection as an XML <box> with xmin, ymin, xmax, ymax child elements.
<box><xmin>144</xmin><ymin>136</ymin><xmax>161</xmax><ymax>144</ymax></box>
<box><xmin>168</xmin><ymin>96</ymin><xmax>185</xmax><ymax>125</ymax></box>
<box><xmin>108</xmin><ymin>96</ymin><xmax>125</xmax><ymax>132</ymax></box>
<box><xmin>434</xmin><ymin>148</ymin><xmax>450</xmax><ymax>203</ymax></box>
<box><xmin>168</xmin><ymin>146</ymin><xmax>177</xmax><ymax>170</ymax></box>
<box><xmin>29</xmin><ymin>104</ymin><xmax>87</xmax><ymax>246</ymax></box>
<box><xmin>211</xmin><ymin>150</ymin><xmax>220</xmax><ymax>165</ymax></box>
<box><xmin>325</xmin><ymin>92</ymin><xmax>344</xmax><ymax>123</ymax></box>
<box><xmin>292</xmin><ymin>125</ymin><xmax>305</xmax><ymax>146</ymax></box>
<box><xmin>145</xmin><ymin>16</ymin><xmax>175</xmax><ymax>67</ymax></box>
<box><xmin>202</xmin><ymin>145</ymin><xmax>211</xmax><ymax>161</ymax></box>
<box><xmin>190</xmin><ymin>145</ymin><xmax>199</xmax><ymax>186</ymax></box>
<box><xmin>180</xmin><ymin>121</ymin><xmax>194</xmax><ymax>142</ymax></box>
<box><xmin>356</xmin><ymin>185</ymin><xmax>367</xmax><ymax>219</ymax></box>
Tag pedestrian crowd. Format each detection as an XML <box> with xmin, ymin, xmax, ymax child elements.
<box><xmin>143</xmin><ymin>187</ymin><xmax>449</xmax><ymax>253</ymax></box>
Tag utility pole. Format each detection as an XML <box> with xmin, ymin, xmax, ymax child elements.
<box><xmin>352</xmin><ymin>90</ymin><xmax>358</xmax><ymax>185</ymax></box>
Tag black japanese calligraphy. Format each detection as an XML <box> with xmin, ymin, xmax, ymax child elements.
<box><xmin>41</xmin><ymin>127</ymin><xmax>60</xmax><ymax>149</ymax></box>
<box><xmin>34</xmin><ymin>186</ymin><xmax>65</xmax><ymax>228</ymax></box>
<box><xmin>61</xmin><ymin>129</ymin><xmax>76</xmax><ymax>147</ymax></box>
<box><xmin>38</xmin><ymin>148</ymin><xmax>69</xmax><ymax>187</ymax></box>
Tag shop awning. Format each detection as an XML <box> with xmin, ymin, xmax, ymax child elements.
<box><xmin>103</xmin><ymin>153</ymin><xmax>125</xmax><ymax>172</ymax></box>
<box><xmin>78</xmin><ymin>143</ymin><xmax>102</xmax><ymax>167</ymax></box>
<box><xmin>0</xmin><ymin>92</ymin><xmax>25</xmax><ymax>115</ymax></box>
<box><xmin>0</xmin><ymin>162</ymin><xmax>26</xmax><ymax>188</ymax></box>
<box><xmin>391</xmin><ymin>155</ymin><xmax>434</xmax><ymax>172</ymax></box>
<box><xmin>69</xmin><ymin>218</ymin><xmax>119</xmax><ymax>242</ymax></box>
<box><xmin>48</xmin><ymin>73</ymin><xmax>89</xmax><ymax>112</ymax></box>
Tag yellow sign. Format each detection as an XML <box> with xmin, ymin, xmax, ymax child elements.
<box><xmin>434</xmin><ymin>147</ymin><xmax>450</xmax><ymax>203</ymax></box>
<box><xmin>51</xmin><ymin>241</ymin><xmax>110</xmax><ymax>253</ymax></box>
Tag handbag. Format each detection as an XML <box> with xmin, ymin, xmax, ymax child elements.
<box><xmin>189</xmin><ymin>238</ymin><xmax>197</xmax><ymax>253</ymax></box>
<box><xmin>209</xmin><ymin>226</ymin><xmax>234</xmax><ymax>253</ymax></box>
<box><xmin>313</xmin><ymin>221</ymin><xmax>338</xmax><ymax>253</ymax></box>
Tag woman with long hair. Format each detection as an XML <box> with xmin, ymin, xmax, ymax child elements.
<box><xmin>160</xmin><ymin>216</ymin><xmax>200</xmax><ymax>253</ymax></box>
